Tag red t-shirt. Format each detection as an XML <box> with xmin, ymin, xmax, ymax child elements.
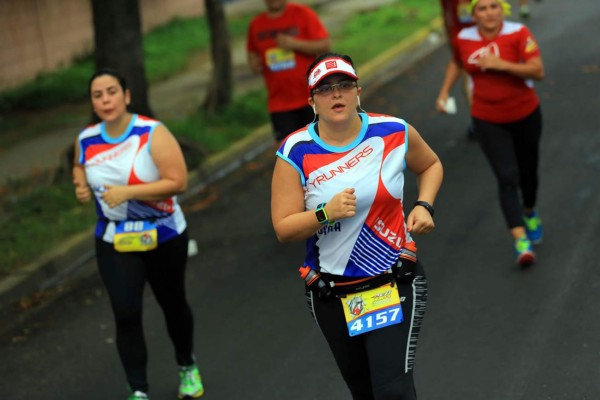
<box><xmin>440</xmin><ymin>0</ymin><xmax>475</xmax><ymax>41</ymax></box>
<box><xmin>246</xmin><ymin>3</ymin><xmax>329</xmax><ymax>113</ymax></box>
<box><xmin>453</xmin><ymin>21</ymin><xmax>541</xmax><ymax>123</ymax></box>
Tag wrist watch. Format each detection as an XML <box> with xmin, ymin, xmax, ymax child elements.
<box><xmin>315</xmin><ymin>203</ymin><xmax>330</xmax><ymax>225</ymax></box>
<box><xmin>413</xmin><ymin>200</ymin><xmax>435</xmax><ymax>217</ymax></box>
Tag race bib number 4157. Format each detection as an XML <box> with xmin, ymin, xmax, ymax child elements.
<box><xmin>341</xmin><ymin>282</ymin><xmax>403</xmax><ymax>336</ymax></box>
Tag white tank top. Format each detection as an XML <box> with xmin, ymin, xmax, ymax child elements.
<box><xmin>77</xmin><ymin>114</ymin><xmax>186</xmax><ymax>243</ymax></box>
<box><xmin>277</xmin><ymin>113</ymin><xmax>410</xmax><ymax>277</ymax></box>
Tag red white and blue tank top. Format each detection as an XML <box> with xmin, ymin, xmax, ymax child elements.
<box><xmin>277</xmin><ymin>113</ymin><xmax>410</xmax><ymax>277</ymax></box>
<box><xmin>77</xmin><ymin>114</ymin><xmax>186</xmax><ymax>244</ymax></box>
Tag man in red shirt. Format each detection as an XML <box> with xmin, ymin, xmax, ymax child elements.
<box><xmin>247</xmin><ymin>0</ymin><xmax>331</xmax><ymax>141</ymax></box>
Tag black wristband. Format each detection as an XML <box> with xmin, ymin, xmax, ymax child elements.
<box><xmin>413</xmin><ymin>200</ymin><xmax>434</xmax><ymax>217</ymax></box>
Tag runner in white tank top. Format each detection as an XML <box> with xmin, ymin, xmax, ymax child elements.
<box><xmin>73</xmin><ymin>69</ymin><xmax>204</xmax><ymax>400</ymax></box>
<box><xmin>271</xmin><ymin>53</ymin><xmax>443</xmax><ymax>399</ymax></box>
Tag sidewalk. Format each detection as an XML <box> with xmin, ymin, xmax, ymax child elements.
<box><xmin>0</xmin><ymin>0</ymin><xmax>444</xmax><ymax>336</ymax></box>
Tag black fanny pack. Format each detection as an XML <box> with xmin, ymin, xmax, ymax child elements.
<box><xmin>323</xmin><ymin>272</ymin><xmax>395</xmax><ymax>297</ymax></box>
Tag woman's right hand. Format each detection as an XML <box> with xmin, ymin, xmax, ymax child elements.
<box><xmin>72</xmin><ymin>163</ymin><xmax>91</xmax><ymax>203</ymax></box>
<box><xmin>327</xmin><ymin>188</ymin><xmax>357</xmax><ymax>221</ymax></box>
<box><xmin>436</xmin><ymin>59</ymin><xmax>462</xmax><ymax>113</ymax></box>
<box><xmin>74</xmin><ymin>181</ymin><xmax>92</xmax><ymax>203</ymax></box>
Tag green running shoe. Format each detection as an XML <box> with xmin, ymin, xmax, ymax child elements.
<box><xmin>128</xmin><ymin>390</ymin><xmax>149</xmax><ymax>400</ymax></box>
<box><xmin>178</xmin><ymin>364</ymin><xmax>204</xmax><ymax>399</ymax></box>
<box><xmin>515</xmin><ymin>236</ymin><xmax>535</xmax><ymax>266</ymax></box>
<box><xmin>523</xmin><ymin>211</ymin><xmax>543</xmax><ymax>244</ymax></box>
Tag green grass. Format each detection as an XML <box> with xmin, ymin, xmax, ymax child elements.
<box><xmin>145</xmin><ymin>15</ymin><xmax>252</xmax><ymax>82</ymax></box>
<box><xmin>335</xmin><ymin>0</ymin><xmax>439</xmax><ymax>67</ymax></box>
<box><xmin>0</xmin><ymin>182</ymin><xmax>97</xmax><ymax>272</ymax></box>
<box><xmin>167</xmin><ymin>90</ymin><xmax>268</xmax><ymax>154</ymax></box>
<box><xmin>0</xmin><ymin>0</ymin><xmax>440</xmax><ymax>277</ymax></box>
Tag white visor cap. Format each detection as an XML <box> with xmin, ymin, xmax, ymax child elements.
<box><xmin>308</xmin><ymin>57</ymin><xmax>358</xmax><ymax>89</ymax></box>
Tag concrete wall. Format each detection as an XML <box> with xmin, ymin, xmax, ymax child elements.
<box><xmin>0</xmin><ymin>0</ymin><xmax>205</xmax><ymax>91</ymax></box>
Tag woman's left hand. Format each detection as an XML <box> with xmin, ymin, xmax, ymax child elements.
<box><xmin>101</xmin><ymin>184</ymin><xmax>131</xmax><ymax>208</ymax></box>
<box><xmin>406</xmin><ymin>206</ymin><xmax>435</xmax><ymax>235</ymax></box>
<box><xmin>477</xmin><ymin>53</ymin><xmax>505</xmax><ymax>72</ymax></box>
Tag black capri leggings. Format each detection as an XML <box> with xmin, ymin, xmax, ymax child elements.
<box><xmin>95</xmin><ymin>231</ymin><xmax>195</xmax><ymax>393</ymax></box>
<box><xmin>306</xmin><ymin>262</ymin><xmax>428</xmax><ymax>400</ymax></box>
<box><xmin>473</xmin><ymin>106</ymin><xmax>542</xmax><ymax>229</ymax></box>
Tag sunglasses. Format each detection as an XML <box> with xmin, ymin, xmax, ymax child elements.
<box><xmin>312</xmin><ymin>80</ymin><xmax>357</xmax><ymax>96</ymax></box>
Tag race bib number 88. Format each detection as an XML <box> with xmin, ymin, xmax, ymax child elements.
<box><xmin>342</xmin><ymin>282</ymin><xmax>403</xmax><ymax>336</ymax></box>
<box><xmin>114</xmin><ymin>220</ymin><xmax>157</xmax><ymax>252</ymax></box>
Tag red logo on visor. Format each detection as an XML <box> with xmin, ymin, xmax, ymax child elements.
<box><xmin>325</xmin><ymin>60</ymin><xmax>338</xmax><ymax>69</ymax></box>
<box><xmin>312</xmin><ymin>68</ymin><xmax>322</xmax><ymax>80</ymax></box>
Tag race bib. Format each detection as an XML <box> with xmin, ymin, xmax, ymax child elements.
<box><xmin>342</xmin><ymin>282</ymin><xmax>403</xmax><ymax>337</ymax></box>
<box><xmin>265</xmin><ymin>47</ymin><xmax>296</xmax><ymax>72</ymax></box>
<box><xmin>114</xmin><ymin>220</ymin><xmax>157</xmax><ymax>252</ymax></box>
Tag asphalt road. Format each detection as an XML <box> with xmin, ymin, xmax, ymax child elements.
<box><xmin>1</xmin><ymin>1</ymin><xmax>600</xmax><ymax>398</ymax></box>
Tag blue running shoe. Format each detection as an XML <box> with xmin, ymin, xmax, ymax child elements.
<box><xmin>515</xmin><ymin>237</ymin><xmax>535</xmax><ymax>266</ymax></box>
<box><xmin>524</xmin><ymin>211</ymin><xmax>543</xmax><ymax>244</ymax></box>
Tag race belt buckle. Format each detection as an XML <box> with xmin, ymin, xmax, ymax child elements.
<box><xmin>341</xmin><ymin>282</ymin><xmax>403</xmax><ymax>337</ymax></box>
<box><xmin>114</xmin><ymin>220</ymin><xmax>157</xmax><ymax>252</ymax></box>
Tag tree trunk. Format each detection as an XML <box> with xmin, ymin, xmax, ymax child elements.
<box><xmin>90</xmin><ymin>0</ymin><xmax>154</xmax><ymax>117</ymax></box>
<box><xmin>203</xmin><ymin>0</ymin><xmax>233</xmax><ymax>113</ymax></box>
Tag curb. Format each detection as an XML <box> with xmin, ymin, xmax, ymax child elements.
<box><xmin>0</xmin><ymin>16</ymin><xmax>444</xmax><ymax>335</ymax></box>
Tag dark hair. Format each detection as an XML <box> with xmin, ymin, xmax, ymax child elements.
<box><xmin>87</xmin><ymin>68</ymin><xmax>129</xmax><ymax>124</ymax></box>
<box><xmin>88</xmin><ymin>67</ymin><xmax>128</xmax><ymax>96</ymax></box>
<box><xmin>306</xmin><ymin>52</ymin><xmax>356</xmax><ymax>82</ymax></box>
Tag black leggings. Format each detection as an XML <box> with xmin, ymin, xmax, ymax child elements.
<box><xmin>306</xmin><ymin>262</ymin><xmax>428</xmax><ymax>400</ymax></box>
<box><xmin>473</xmin><ymin>106</ymin><xmax>542</xmax><ymax>229</ymax></box>
<box><xmin>96</xmin><ymin>231</ymin><xmax>194</xmax><ymax>393</ymax></box>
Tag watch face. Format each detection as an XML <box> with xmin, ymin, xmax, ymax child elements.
<box><xmin>315</xmin><ymin>209</ymin><xmax>327</xmax><ymax>223</ymax></box>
